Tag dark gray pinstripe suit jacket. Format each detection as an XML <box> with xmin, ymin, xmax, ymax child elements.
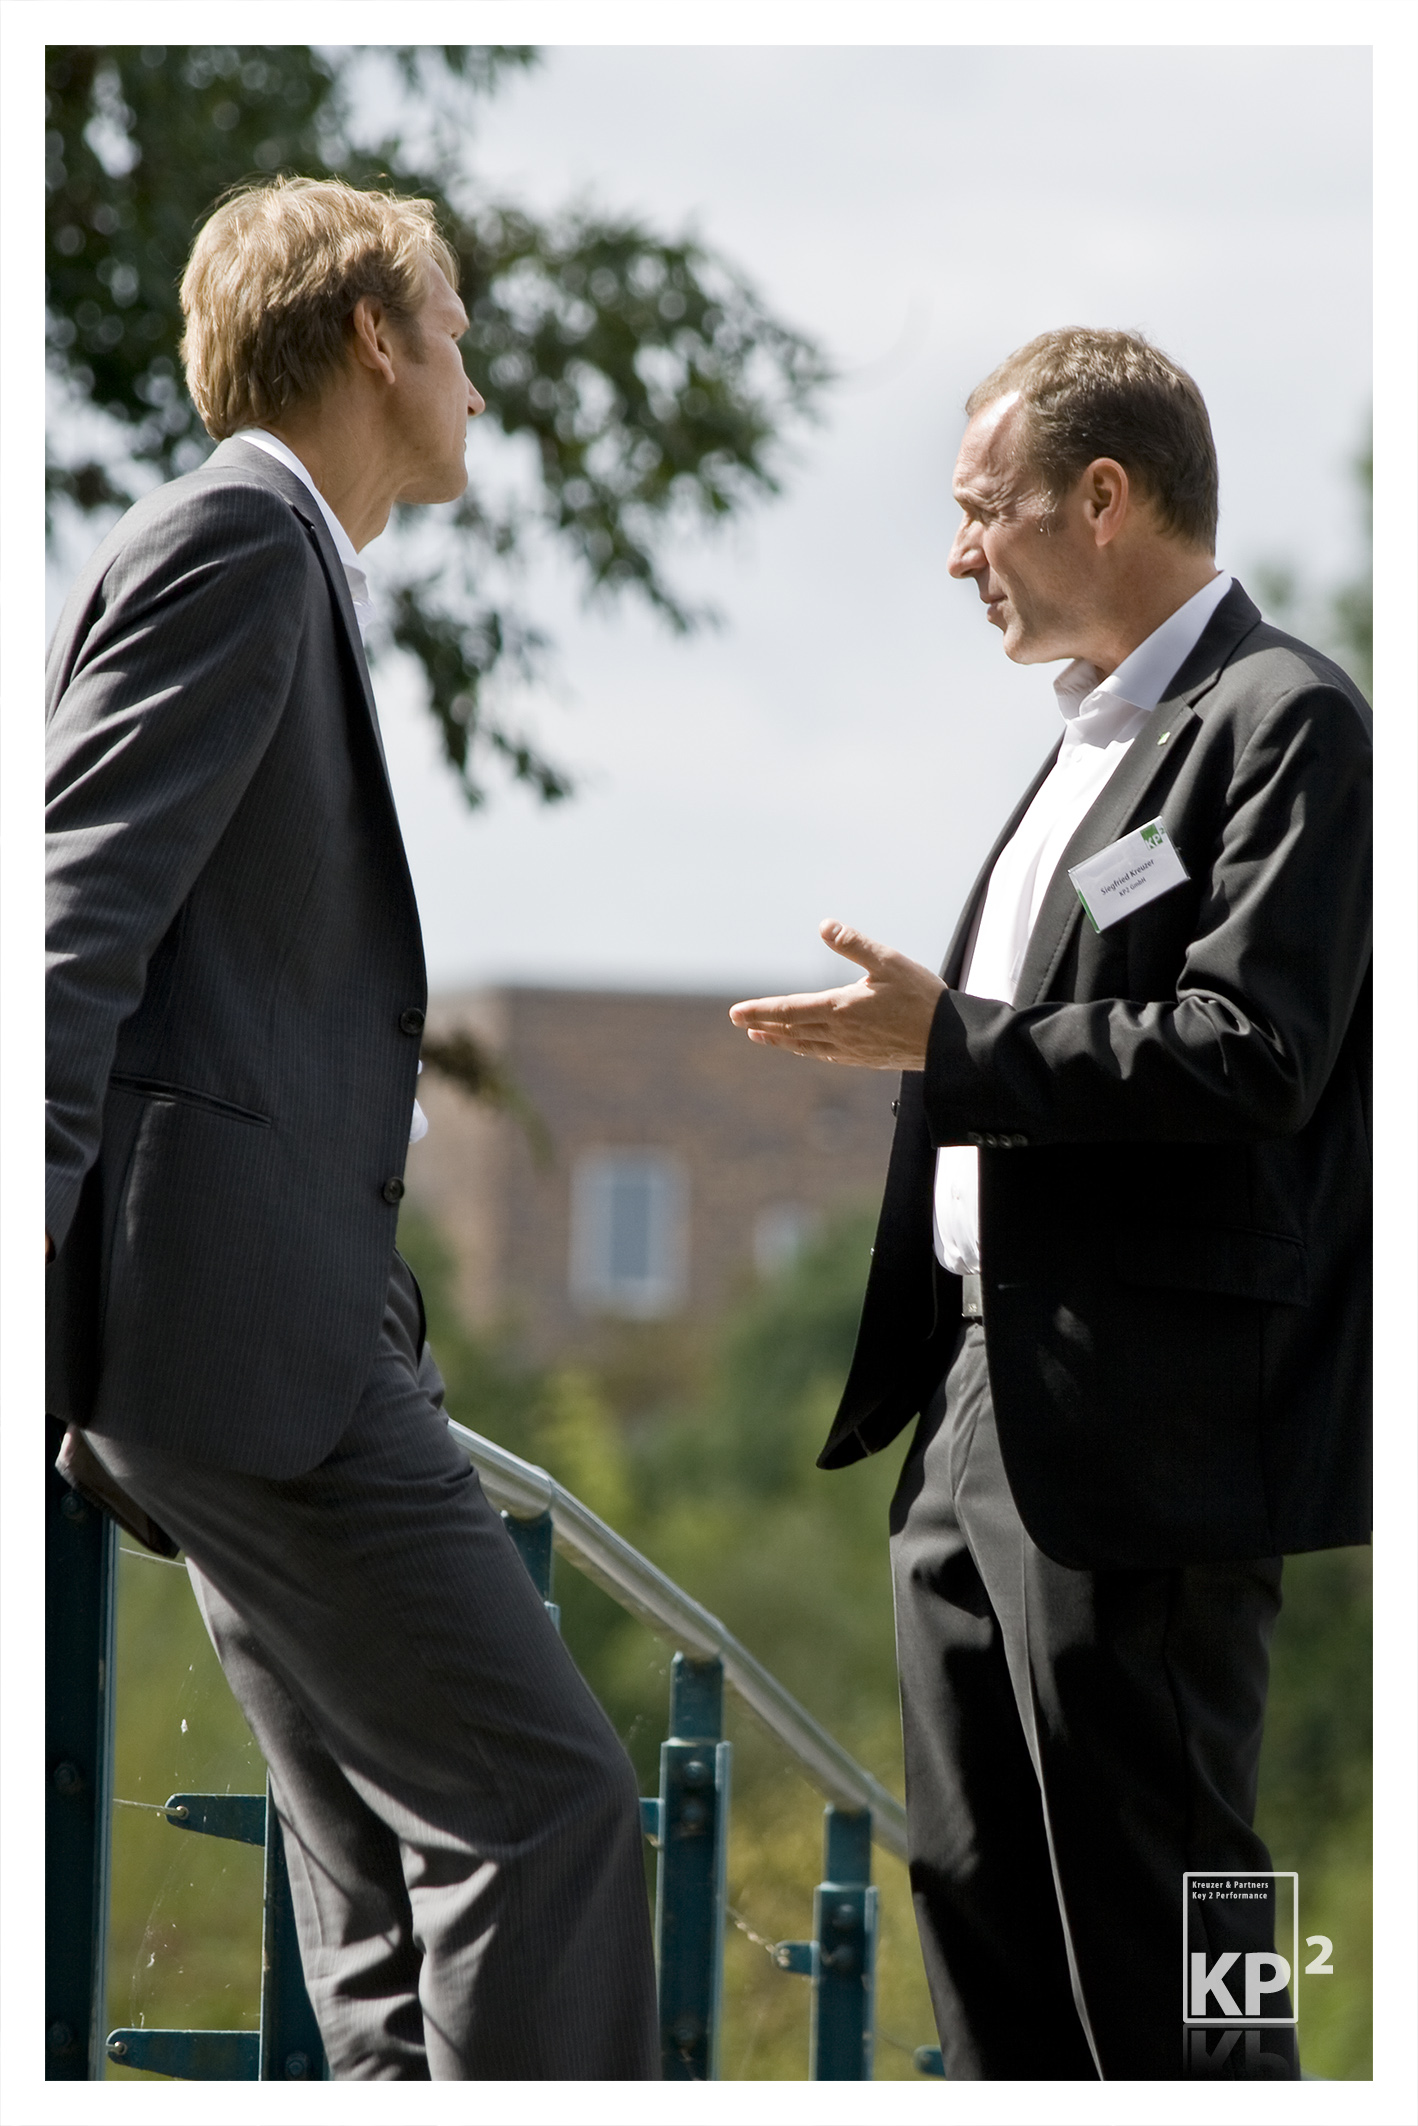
<box><xmin>46</xmin><ymin>437</ymin><xmax>427</xmax><ymax>1476</ymax></box>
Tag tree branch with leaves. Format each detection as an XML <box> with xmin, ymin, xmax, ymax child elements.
<box><xmin>45</xmin><ymin>41</ymin><xmax>831</xmax><ymax>804</ymax></box>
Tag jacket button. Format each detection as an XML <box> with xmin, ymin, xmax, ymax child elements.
<box><xmin>381</xmin><ymin>1177</ymin><xmax>406</xmax><ymax>1204</ymax></box>
<box><xmin>890</xmin><ymin>1099</ymin><xmax>900</xmax><ymax>1117</ymax></box>
<box><xmin>966</xmin><ymin>1132</ymin><xmax>982</xmax><ymax>1146</ymax></box>
<box><xmin>399</xmin><ymin>1009</ymin><xmax>425</xmax><ymax>1037</ymax></box>
<box><xmin>1010</xmin><ymin>1133</ymin><xmax>1028</xmax><ymax>1148</ymax></box>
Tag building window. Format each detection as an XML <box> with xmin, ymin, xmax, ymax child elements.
<box><xmin>570</xmin><ymin>1150</ymin><xmax>688</xmax><ymax>1318</ymax></box>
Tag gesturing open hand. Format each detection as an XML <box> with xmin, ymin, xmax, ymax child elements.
<box><xmin>729</xmin><ymin>919</ymin><xmax>945</xmax><ymax>1071</ymax></box>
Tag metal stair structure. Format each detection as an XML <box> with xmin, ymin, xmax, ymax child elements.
<box><xmin>47</xmin><ymin>1414</ymin><xmax>911</xmax><ymax>2082</ymax></box>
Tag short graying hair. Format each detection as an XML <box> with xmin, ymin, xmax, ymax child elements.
<box><xmin>967</xmin><ymin>327</ymin><xmax>1218</xmax><ymax>549</ymax></box>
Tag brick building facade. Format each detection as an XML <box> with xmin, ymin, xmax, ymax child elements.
<box><xmin>403</xmin><ymin>986</ymin><xmax>897</xmax><ymax>1362</ymax></box>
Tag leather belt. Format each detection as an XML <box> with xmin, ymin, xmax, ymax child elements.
<box><xmin>961</xmin><ymin>1272</ymin><xmax>984</xmax><ymax>1318</ymax></box>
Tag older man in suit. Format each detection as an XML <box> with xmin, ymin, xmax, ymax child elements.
<box><xmin>46</xmin><ymin>177</ymin><xmax>658</xmax><ymax>2081</ymax></box>
<box><xmin>731</xmin><ymin>331</ymin><xmax>1370</xmax><ymax>2080</ymax></box>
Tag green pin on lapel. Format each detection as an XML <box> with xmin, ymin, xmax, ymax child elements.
<box><xmin>1157</xmin><ymin>730</ymin><xmax>1171</xmax><ymax>745</ymax></box>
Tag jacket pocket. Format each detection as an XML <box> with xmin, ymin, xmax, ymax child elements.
<box><xmin>99</xmin><ymin>1092</ymin><xmax>282</xmax><ymax>1361</ymax></box>
<box><xmin>108</xmin><ymin>1074</ymin><xmax>272</xmax><ymax>1128</ymax></box>
<box><xmin>1114</xmin><ymin>1226</ymin><xmax>1308</xmax><ymax>1307</ymax></box>
<box><xmin>1122</xmin><ymin>1224</ymin><xmax>1309</xmax><ymax>1301</ymax></box>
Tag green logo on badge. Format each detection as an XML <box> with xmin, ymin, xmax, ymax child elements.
<box><xmin>1141</xmin><ymin>823</ymin><xmax>1163</xmax><ymax>847</ymax></box>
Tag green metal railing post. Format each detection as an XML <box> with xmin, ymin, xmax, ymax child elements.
<box><xmin>46</xmin><ymin>1415</ymin><xmax>118</xmax><ymax>2081</ymax></box>
<box><xmin>776</xmin><ymin>1806</ymin><xmax>878</xmax><ymax>2077</ymax></box>
<box><xmin>502</xmin><ymin>1507</ymin><xmax>560</xmax><ymax>1629</ymax></box>
<box><xmin>106</xmin><ymin>1781</ymin><xmax>327</xmax><ymax>2079</ymax></box>
<box><xmin>654</xmin><ymin>1654</ymin><xmax>731</xmax><ymax>2080</ymax></box>
<box><xmin>65</xmin><ymin>1422</ymin><xmax>922</xmax><ymax>2082</ymax></box>
<box><xmin>259</xmin><ymin>1774</ymin><xmax>327</xmax><ymax>2080</ymax></box>
<box><xmin>809</xmin><ymin>1806</ymin><xmax>877</xmax><ymax>2080</ymax></box>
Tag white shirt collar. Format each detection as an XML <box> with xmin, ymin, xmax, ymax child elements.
<box><xmin>1053</xmin><ymin>570</ymin><xmax>1233</xmax><ymax>751</ymax></box>
<box><xmin>236</xmin><ymin>429</ymin><xmax>374</xmax><ymax>641</ymax></box>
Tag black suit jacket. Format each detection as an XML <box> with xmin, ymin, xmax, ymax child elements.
<box><xmin>819</xmin><ymin>584</ymin><xmax>1372</xmax><ymax>1569</ymax></box>
<box><xmin>46</xmin><ymin>438</ymin><xmax>426</xmax><ymax>1476</ymax></box>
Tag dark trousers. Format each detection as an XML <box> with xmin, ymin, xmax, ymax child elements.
<box><xmin>91</xmin><ymin>1256</ymin><xmax>659</xmax><ymax>2080</ymax></box>
<box><xmin>889</xmin><ymin>1324</ymin><xmax>1296</xmax><ymax>2081</ymax></box>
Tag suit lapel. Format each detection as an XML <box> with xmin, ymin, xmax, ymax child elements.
<box><xmin>209</xmin><ymin>438</ymin><xmax>393</xmax><ymax>787</ymax></box>
<box><xmin>1011</xmin><ymin>700</ymin><xmax>1196</xmax><ymax>1003</ymax></box>
<box><xmin>1013</xmin><ymin>584</ymin><xmax>1264</xmax><ymax>1004</ymax></box>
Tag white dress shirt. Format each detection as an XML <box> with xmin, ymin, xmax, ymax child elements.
<box><xmin>933</xmin><ymin>571</ymin><xmax>1233</xmax><ymax>1273</ymax></box>
<box><xmin>238</xmin><ymin>427</ymin><xmax>376</xmax><ymax>641</ymax></box>
<box><xmin>237</xmin><ymin>429</ymin><xmax>427</xmax><ymax>1146</ymax></box>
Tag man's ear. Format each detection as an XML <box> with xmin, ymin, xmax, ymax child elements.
<box><xmin>348</xmin><ymin>293</ymin><xmax>399</xmax><ymax>385</ymax></box>
<box><xmin>1083</xmin><ymin>457</ymin><xmax>1130</xmax><ymax>548</ymax></box>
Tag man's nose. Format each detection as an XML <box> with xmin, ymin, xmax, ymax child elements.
<box><xmin>467</xmin><ymin>378</ymin><xmax>486</xmax><ymax>418</ymax></box>
<box><xmin>947</xmin><ymin>520</ymin><xmax>982</xmax><ymax>579</ymax></box>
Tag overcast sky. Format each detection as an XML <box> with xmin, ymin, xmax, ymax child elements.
<box><xmin>354</xmin><ymin>43</ymin><xmax>1373</xmax><ymax>998</ymax></box>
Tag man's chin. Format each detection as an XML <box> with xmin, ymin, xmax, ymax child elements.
<box><xmin>987</xmin><ymin>606</ymin><xmax>1034</xmax><ymax>662</ymax></box>
<box><xmin>1000</xmin><ymin>623</ymin><xmax>1069</xmax><ymax>667</ymax></box>
<box><xmin>403</xmin><ymin>464</ymin><xmax>469</xmax><ymax>507</ymax></box>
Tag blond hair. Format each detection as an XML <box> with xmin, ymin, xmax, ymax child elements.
<box><xmin>180</xmin><ymin>176</ymin><xmax>461</xmax><ymax>438</ymax></box>
<box><xmin>967</xmin><ymin>328</ymin><xmax>1218</xmax><ymax>550</ymax></box>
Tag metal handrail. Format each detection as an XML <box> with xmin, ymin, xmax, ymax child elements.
<box><xmin>48</xmin><ymin>1417</ymin><xmax>902</xmax><ymax>2082</ymax></box>
<box><xmin>447</xmin><ymin>1420</ymin><xmax>909</xmax><ymax>1861</ymax></box>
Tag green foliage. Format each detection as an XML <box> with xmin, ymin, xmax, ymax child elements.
<box><xmin>45</xmin><ymin>43</ymin><xmax>829</xmax><ymax>805</ymax></box>
<box><xmin>103</xmin><ymin>1205</ymin><xmax>1370</xmax><ymax>2079</ymax></box>
<box><xmin>400</xmin><ymin>1199</ymin><xmax>1372</xmax><ymax>2077</ymax></box>
<box><xmin>46</xmin><ymin>44</ymin><xmax>339</xmax><ymax>492</ymax></box>
<box><xmin>1241</xmin><ymin>430</ymin><xmax>1374</xmax><ymax>2071</ymax></box>
<box><xmin>1328</xmin><ymin>435</ymin><xmax>1373</xmax><ymax>700</ymax></box>
<box><xmin>399</xmin><ymin>1203</ymin><xmax>899</xmax><ymax>1760</ymax></box>
<box><xmin>713</xmin><ymin>1748</ymin><xmax>935</xmax><ymax>2079</ymax></box>
<box><xmin>611</xmin><ymin>1211</ymin><xmax>904</xmax><ymax>1755</ymax></box>
<box><xmin>664</xmin><ymin>1207</ymin><xmax>876</xmax><ymax>1501</ymax></box>
<box><xmin>392</xmin><ymin>1204</ymin><xmax>930</xmax><ymax>2073</ymax></box>
<box><xmin>1280</xmin><ymin>1824</ymin><xmax>1372</xmax><ymax>2080</ymax></box>
<box><xmin>105</xmin><ymin>1548</ymin><xmax>266</xmax><ymax>2080</ymax></box>
<box><xmin>1252</xmin><ymin>426</ymin><xmax>1372</xmax><ymax>702</ymax></box>
<box><xmin>1254</xmin><ymin>1544</ymin><xmax>1372</xmax><ymax>2078</ymax></box>
<box><xmin>1256</xmin><ymin>1546</ymin><xmax>1372</xmax><ymax>1857</ymax></box>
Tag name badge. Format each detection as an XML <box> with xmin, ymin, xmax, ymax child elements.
<box><xmin>1068</xmin><ymin>818</ymin><xmax>1189</xmax><ymax>933</ymax></box>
